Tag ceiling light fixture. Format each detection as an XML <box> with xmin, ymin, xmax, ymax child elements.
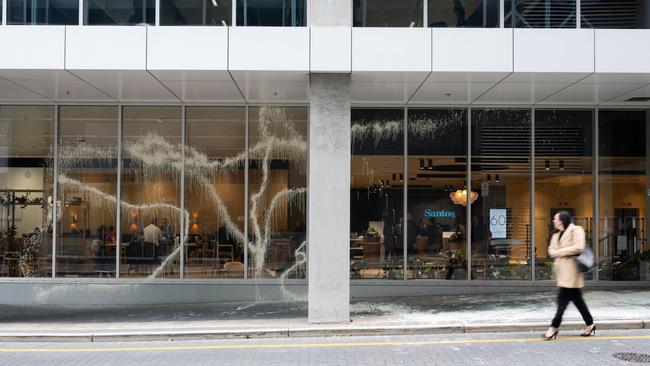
<box><xmin>450</xmin><ymin>189</ymin><xmax>479</xmax><ymax>206</ymax></box>
<box><xmin>211</xmin><ymin>0</ymin><xmax>219</xmax><ymax>6</ymax></box>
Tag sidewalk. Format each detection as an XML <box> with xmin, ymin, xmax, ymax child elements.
<box><xmin>1</xmin><ymin>290</ymin><xmax>649</xmax><ymax>342</ymax></box>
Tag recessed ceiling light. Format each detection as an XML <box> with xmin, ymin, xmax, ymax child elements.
<box><xmin>625</xmin><ymin>97</ymin><xmax>650</xmax><ymax>102</ymax></box>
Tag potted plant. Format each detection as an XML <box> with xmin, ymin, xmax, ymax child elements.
<box><xmin>365</xmin><ymin>226</ymin><xmax>380</xmax><ymax>242</ymax></box>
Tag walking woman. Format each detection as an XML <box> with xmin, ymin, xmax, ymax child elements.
<box><xmin>544</xmin><ymin>211</ymin><xmax>596</xmax><ymax>340</ymax></box>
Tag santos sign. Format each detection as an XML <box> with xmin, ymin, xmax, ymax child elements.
<box><xmin>424</xmin><ymin>209</ymin><xmax>456</xmax><ymax>218</ymax></box>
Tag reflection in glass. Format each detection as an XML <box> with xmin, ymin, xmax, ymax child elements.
<box><xmin>353</xmin><ymin>0</ymin><xmax>423</xmax><ymax>27</ymax></box>
<box><xmin>0</xmin><ymin>106</ymin><xmax>54</xmax><ymax>278</ymax></box>
<box><xmin>85</xmin><ymin>0</ymin><xmax>155</xmax><ymax>25</ymax></box>
<box><xmin>581</xmin><ymin>0</ymin><xmax>650</xmax><ymax>29</ymax></box>
<box><xmin>57</xmin><ymin>106</ymin><xmax>118</xmax><ymax>278</ymax></box>
<box><xmin>8</xmin><ymin>0</ymin><xmax>78</xmax><ymax>24</ymax></box>
<box><xmin>599</xmin><ymin>110</ymin><xmax>650</xmax><ymax>281</ymax></box>
<box><xmin>407</xmin><ymin>109</ymin><xmax>467</xmax><ymax>280</ymax></box>
<box><xmin>236</xmin><ymin>0</ymin><xmax>306</xmax><ymax>26</ymax></box>
<box><xmin>120</xmin><ymin>107</ymin><xmax>181</xmax><ymax>278</ymax></box>
<box><xmin>428</xmin><ymin>0</ymin><xmax>499</xmax><ymax>27</ymax></box>
<box><xmin>350</xmin><ymin>109</ymin><xmax>404</xmax><ymax>280</ymax></box>
<box><xmin>161</xmin><ymin>0</ymin><xmax>232</xmax><ymax>26</ymax></box>
<box><xmin>248</xmin><ymin>107</ymin><xmax>307</xmax><ymax>279</ymax></box>
<box><xmin>505</xmin><ymin>0</ymin><xmax>576</xmax><ymax>28</ymax></box>
<box><xmin>534</xmin><ymin>110</ymin><xmax>593</xmax><ymax>281</ymax></box>
<box><xmin>184</xmin><ymin>107</ymin><xmax>245</xmax><ymax>278</ymax></box>
<box><xmin>471</xmin><ymin>109</ymin><xmax>531</xmax><ymax>280</ymax></box>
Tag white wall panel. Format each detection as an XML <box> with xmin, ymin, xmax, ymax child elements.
<box><xmin>310</xmin><ymin>27</ymin><xmax>351</xmax><ymax>73</ymax></box>
<box><xmin>229</xmin><ymin>27</ymin><xmax>309</xmax><ymax>71</ymax></box>
<box><xmin>66</xmin><ymin>26</ymin><xmax>147</xmax><ymax>70</ymax></box>
<box><xmin>433</xmin><ymin>28</ymin><xmax>512</xmax><ymax>73</ymax></box>
<box><xmin>0</xmin><ymin>26</ymin><xmax>65</xmax><ymax>69</ymax></box>
<box><xmin>514</xmin><ymin>29</ymin><xmax>594</xmax><ymax>73</ymax></box>
<box><xmin>352</xmin><ymin>28</ymin><xmax>431</xmax><ymax>72</ymax></box>
<box><xmin>147</xmin><ymin>27</ymin><xmax>228</xmax><ymax>71</ymax></box>
<box><xmin>595</xmin><ymin>29</ymin><xmax>650</xmax><ymax>73</ymax></box>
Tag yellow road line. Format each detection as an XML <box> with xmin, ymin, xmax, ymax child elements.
<box><xmin>1</xmin><ymin>335</ymin><xmax>649</xmax><ymax>353</ymax></box>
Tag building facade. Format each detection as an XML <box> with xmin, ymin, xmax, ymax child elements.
<box><xmin>1</xmin><ymin>0</ymin><xmax>650</xmax><ymax>323</ymax></box>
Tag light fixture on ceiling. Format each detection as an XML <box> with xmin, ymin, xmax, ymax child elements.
<box><xmin>419</xmin><ymin>159</ymin><xmax>424</xmax><ymax>170</ymax></box>
<box><xmin>486</xmin><ymin>174</ymin><xmax>491</xmax><ymax>182</ymax></box>
<box><xmin>559</xmin><ymin>160</ymin><xmax>564</xmax><ymax>171</ymax></box>
<box><xmin>495</xmin><ymin>174</ymin><xmax>500</xmax><ymax>183</ymax></box>
<box><xmin>211</xmin><ymin>0</ymin><xmax>219</xmax><ymax>6</ymax></box>
<box><xmin>544</xmin><ymin>160</ymin><xmax>550</xmax><ymax>170</ymax></box>
<box><xmin>427</xmin><ymin>159</ymin><xmax>433</xmax><ymax>170</ymax></box>
<box><xmin>450</xmin><ymin>189</ymin><xmax>479</xmax><ymax>206</ymax></box>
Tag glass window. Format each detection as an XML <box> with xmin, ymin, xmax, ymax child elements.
<box><xmin>7</xmin><ymin>0</ymin><xmax>78</xmax><ymax>25</ymax></box>
<box><xmin>184</xmin><ymin>107</ymin><xmax>245</xmax><ymax>279</ymax></box>
<box><xmin>236</xmin><ymin>0</ymin><xmax>305</xmax><ymax>26</ymax></box>
<box><xmin>407</xmin><ymin>109</ymin><xmax>468</xmax><ymax>280</ymax></box>
<box><xmin>505</xmin><ymin>0</ymin><xmax>576</xmax><ymax>28</ymax></box>
<box><xmin>161</xmin><ymin>0</ymin><xmax>232</xmax><ymax>26</ymax></box>
<box><xmin>85</xmin><ymin>0</ymin><xmax>155</xmax><ymax>25</ymax></box>
<box><xmin>534</xmin><ymin>110</ymin><xmax>593</xmax><ymax>281</ymax></box>
<box><xmin>57</xmin><ymin>106</ymin><xmax>118</xmax><ymax>278</ymax></box>
<box><xmin>120</xmin><ymin>107</ymin><xmax>181</xmax><ymax>278</ymax></box>
<box><xmin>350</xmin><ymin>109</ymin><xmax>404</xmax><ymax>280</ymax></box>
<box><xmin>0</xmin><ymin>106</ymin><xmax>54</xmax><ymax>278</ymax></box>
<box><xmin>428</xmin><ymin>0</ymin><xmax>499</xmax><ymax>27</ymax></box>
<box><xmin>581</xmin><ymin>0</ymin><xmax>650</xmax><ymax>29</ymax></box>
<box><xmin>248</xmin><ymin>106</ymin><xmax>307</xmax><ymax>279</ymax></box>
<box><xmin>598</xmin><ymin>110</ymin><xmax>650</xmax><ymax>281</ymax></box>
<box><xmin>471</xmin><ymin>109</ymin><xmax>531</xmax><ymax>280</ymax></box>
<box><xmin>353</xmin><ymin>0</ymin><xmax>423</xmax><ymax>27</ymax></box>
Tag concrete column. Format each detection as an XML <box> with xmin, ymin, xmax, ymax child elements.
<box><xmin>308</xmin><ymin>74</ymin><xmax>351</xmax><ymax>323</ymax></box>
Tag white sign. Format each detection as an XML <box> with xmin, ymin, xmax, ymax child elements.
<box><xmin>490</xmin><ymin>209</ymin><xmax>507</xmax><ymax>239</ymax></box>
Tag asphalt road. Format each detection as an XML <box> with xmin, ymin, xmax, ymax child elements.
<box><xmin>1</xmin><ymin>329</ymin><xmax>649</xmax><ymax>365</ymax></box>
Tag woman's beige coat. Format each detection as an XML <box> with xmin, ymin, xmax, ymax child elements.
<box><xmin>548</xmin><ymin>223</ymin><xmax>586</xmax><ymax>288</ymax></box>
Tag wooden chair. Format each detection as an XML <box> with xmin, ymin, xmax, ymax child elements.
<box><xmin>221</xmin><ymin>261</ymin><xmax>244</xmax><ymax>278</ymax></box>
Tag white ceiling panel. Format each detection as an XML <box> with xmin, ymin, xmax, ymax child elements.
<box><xmin>410</xmin><ymin>82</ymin><xmax>496</xmax><ymax>105</ymax></box>
<box><xmin>0</xmin><ymin>77</ymin><xmax>50</xmax><ymax>102</ymax></box>
<box><xmin>539</xmin><ymin>81</ymin><xmax>647</xmax><ymax>105</ymax></box>
<box><xmin>504</xmin><ymin>72</ymin><xmax>590</xmax><ymax>84</ymax></box>
<box><xmin>427</xmin><ymin>72</ymin><xmax>510</xmax><ymax>83</ymax></box>
<box><xmin>151</xmin><ymin>71</ymin><xmax>243</xmax><ymax>103</ymax></box>
<box><xmin>475</xmin><ymin>82</ymin><xmax>571</xmax><ymax>104</ymax></box>
<box><xmin>603</xmin><ymin>84</ymin><xmax>650</xmax><ymax>106</ymax></box>
<box><xmin>230</xmin><ymin>71</ymin><xmax>308</xmax><ymax>103</ymax></box>
<box><xmin>69</xmin><ymin>70</ymin><xmax>179</xmax><ymax>102</ymax></box>
<box><xmin>0</xmin><ymin>70</ymin><xmax>113</xmax><ymax>102</ymax></box>
<box><xmin>351</xmin><ymin>72</ymin><xmax>429</xmax><ymax>104</ymax></box>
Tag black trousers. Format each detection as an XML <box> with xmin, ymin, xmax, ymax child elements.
<box><xmin>551</xmin><ymin>287</ymin><xmax>594</xmax><ymax>328</ymax></box>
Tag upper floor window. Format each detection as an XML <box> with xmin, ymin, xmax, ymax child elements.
<box><xmin>84</xmin><ymin>0</ymin><xmax>155</xmax><ymax>25</ymax></box>
<box><xmin>505</xmin><ymin>0</ymin><xmax>576</xmax><ymax>28</ymax></box>
<box><xmin>353</xmin><ymin>0</ymin><xmax>423</xmax><ymax>27</ymax></box>
<box><xmin>581</xmin><ymin>0</ymin><xmax>649</xmax><ymax>29</ymax></box>
<box><xmin>161</xmin><ymin>0</ymin><xmax>232</xmax><ymax>26</ymax></box>
<box><xmin>236</xmin><ymin>0</ymin><xmax>305</xmax><ymax>26</ymax></box>
<box><xmin>429</xmin><ymin>0</ymin><xmax>499</xmax><ymax>28</ymax></box>
<box><xmin>7</xmin><ymin>0</ymin><xmax>78</xmax><ymax>25</ymax></box>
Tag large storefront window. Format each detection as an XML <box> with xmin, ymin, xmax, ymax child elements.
<box><xmin>407</xmin><ymin>108</ymin><xmax>467</xmax><ymax>280</ymax></box>
<box><xmin>57</xmin><ymin>106</ymin><xmax>118</xmax><ymax>278</ymax></box>
<box><xmin>121</xmin><ymin>107</ymin><xmax>181</xmax><ymax>278</ymax></box>
<box><xmin>161</xmin><ymin>0</ymin><xmax>231</xmax><ymax>26</ymax></box>
<box><xmin>599</xmin><ymin>110</ymin><xmax>650</xmax><ymax>281</ymax></box>
<box><xmin>350</xmin><ymin>109</ymin><xmax>404</xmax><ymax>280</ymax></box>
<box><xmin>471</xmin><ymin>109</ymin><xmax>531</xmax><ymax>280</ymax></box>
<box><xmin>534</xmin><ymin>109</ymin><xmax>593</xmax><ymax>281</ymax></box>
<box><xmin>0</xmin><ymin>106</ymin><xmax>54</xmax><ymax>278</ymax></box>
<box><xmin>8</xmin><ymin>0</ymin><xmax>78</xmax><ymax>25</ymax></box>
<box><xmin>248</xmin><ymin>106</ymin><xmax>307</xmax><ymax>279</ymax></box>
<box><xmin>428</xmin><ymin>0</ymin><xmax>499</xmax><ymax>28</ymax></box>
<box><xmin>184</xmin><ymin>107</ymin><xmax>245</xmax><ymax>278</ymax></box>
<box><xmin>353</xmin><ymin>0</ymin><xmax>423</xmax><ymax>27</ymax></box>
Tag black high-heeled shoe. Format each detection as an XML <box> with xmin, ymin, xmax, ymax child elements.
<box><xmin>543</xmin><ymin>329</ymin><xmax>558</xmax><ymax>340</ymax></box>
<box><xmin>580</xmin><ymin>324</ymin><xmax>596</xmax><ymax>337</ymax></box>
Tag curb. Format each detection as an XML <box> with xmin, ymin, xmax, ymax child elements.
<box><xmin>0</xmin><ymin>320</ymin><xmax>647</xmax><ymax>342</ymax></box>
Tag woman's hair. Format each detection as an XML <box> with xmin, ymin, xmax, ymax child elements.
<box><xmin>555</xmin><ymin>210</ymin><xmax>572</xmax><ymax>230</ymax></box>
